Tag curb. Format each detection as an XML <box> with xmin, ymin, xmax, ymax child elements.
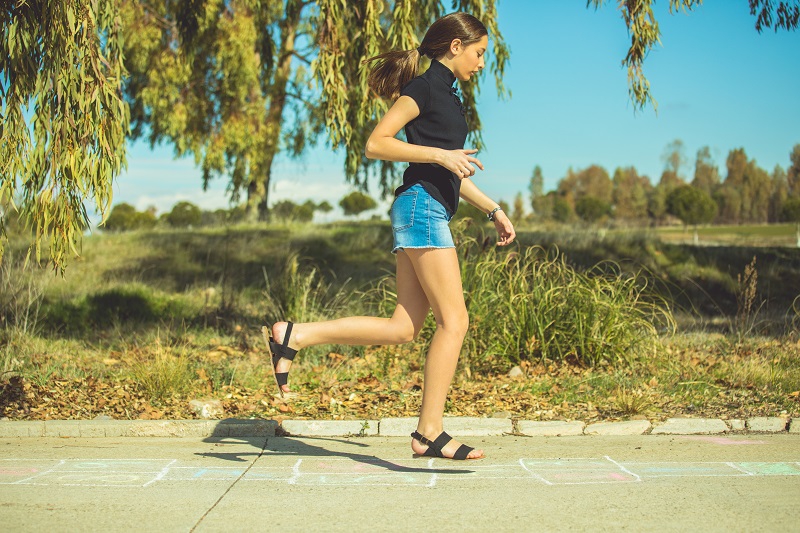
<box><xmin>0</xmin><ymin>417</ymin><xmax>797</xmax><ymax>438</ymax></box>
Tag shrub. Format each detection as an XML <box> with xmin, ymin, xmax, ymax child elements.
<box><xmin>166</xmin><ymin>201</ymin><xmax>202</xmax><ymax>228</ymax></box>
<box><xmin>339</xmin><ymin>191</ymin><xmax>377</xmax><ymax>217</ymax></box>
<box><xmin>458</xmin><ymin>236</ymin><xmax>674</xmax><ymax>367</ymax></box>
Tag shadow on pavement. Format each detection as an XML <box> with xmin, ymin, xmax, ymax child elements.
<box><xmin>198</xmin><ymin>435</ymin><xmax>474</xmax><ymax>475</ymax></box>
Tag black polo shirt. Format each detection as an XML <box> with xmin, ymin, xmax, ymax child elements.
<box><xmin>395</xmin><ymin>59</ymin><xmax>469</xmax><ymax>217</ymax></box>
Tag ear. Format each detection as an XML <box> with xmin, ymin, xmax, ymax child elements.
<box><xmin>449</xmin><ymin>38</ymin><xmax>463</xmax><ymax>55</ymax></box>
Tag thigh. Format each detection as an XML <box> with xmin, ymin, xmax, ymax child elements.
<box><xmin>403</xmin><ymin>248</ymin><xmax>466</xmax><ymax>324</ymax></box>
<box><xmin>393</xmin><ymin>249</ymin><xmax>431</xmax><ymax>335</ymax></box>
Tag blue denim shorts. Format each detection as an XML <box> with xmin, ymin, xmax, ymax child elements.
<box><xmin>390</xmin><ymin>183</ymin><xmax>455</xmax><ymax>254</ymax></box>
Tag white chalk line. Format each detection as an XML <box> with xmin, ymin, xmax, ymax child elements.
<box><xmin>1</xmin><ymin>457</ymin><xmax>799</xmax><ymax>487</ymax></box>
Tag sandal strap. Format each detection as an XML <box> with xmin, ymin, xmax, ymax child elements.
<box><xmin>452</xmin><ymin>443</ymin><xmax>474</xmax><ymax>461</ymax></box>
<box><xmin>282</xmin><ymin>322</ymin><xmax>293</xmax><ymax>348</ymax></box>
<box><xmin>269</xmin><ymin>322</ymin><xmax>298</xmax><ymax>362</ymax></box>
<box><xmin>410</xmin><ymin>431</ymin><xmax>432</xmax><ymax>446</ymax></box>
<box><xmin>275</xmin><ymin>372</ymin><xmax>289</xmax><ymax>387</ymax></box>
<box><xmin>412</xmin><ymin>431</ymin><xmax>461</xmax><ymax>459</ymax></box>
<box><xmin>431</xmin><ymin>431</ymin><xmax>455</xmax><ymax>451</ymax></box>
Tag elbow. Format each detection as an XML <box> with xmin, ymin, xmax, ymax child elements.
<box><xmin>364</xmin><ymin>138</ymin><xmax>377</xmax><ymax>160</ymax></box>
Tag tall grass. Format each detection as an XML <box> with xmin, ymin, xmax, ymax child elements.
<box><xmin>458</xmin><ymin>233</ymin><xmax>674</xmax><ymax>367</ymax></box>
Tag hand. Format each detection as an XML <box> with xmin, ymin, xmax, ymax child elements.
<box><xmin>439</xmin><ymin>148</ymin><xmax>484</xmax><ymax>179</ymax></box>
<box><xmin>493</xmin><ymin>210</ymin><xmax>516</xmax><ymax>246</ymax></box>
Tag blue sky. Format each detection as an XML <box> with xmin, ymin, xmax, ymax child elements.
<box><xmin>115</xmin><ymin>1</ymin><xmax>800</xmax><ymax>219</ymax></box>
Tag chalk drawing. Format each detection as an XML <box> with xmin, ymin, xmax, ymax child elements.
<box><xmin>679</xmin><ymin>436</ymin><xmax>767</xmax><ymax>446</ymax></box>
<box><xmin>1</xmin><ymin>457</ymin><xmax>798</xmax><ymax>488</ymax></box>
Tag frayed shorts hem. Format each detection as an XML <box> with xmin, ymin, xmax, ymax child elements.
<box><xmin>392</xmin><ymin>244</ymin><xmax>456</xmax><ymax>255</ymax></box>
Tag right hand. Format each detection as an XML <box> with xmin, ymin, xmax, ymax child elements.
<box><xmin>440</xmin><ymin>148</ymin><xmax>484</xmax><ymax>179</ymax></box>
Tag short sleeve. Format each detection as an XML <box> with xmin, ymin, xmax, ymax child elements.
<box><xmin>400</xmin><ymin>77</ymin><xmax>430</xmax><ymax>114</ymax></box>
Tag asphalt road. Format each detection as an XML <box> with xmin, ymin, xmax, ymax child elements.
<box><xmin>1</xmin><ymin>434</ymin><xmax>798</xmax><ymax>532</ymax></box>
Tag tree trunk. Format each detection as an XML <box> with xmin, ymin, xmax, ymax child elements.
<box><xmin>245</xmin><ymin>0</ymin><xmax>303</xmax><ymax>221</ymax></box>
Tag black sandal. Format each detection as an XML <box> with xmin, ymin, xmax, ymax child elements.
<box><xmin>262</xmin><ymin>323</ymin><xmax>298</xmax><ymax>398</ymax></box>
<box><xmin>411</xmin><ymin>430</ymin><xmax>480</xmax><ymax>460</ymax></box>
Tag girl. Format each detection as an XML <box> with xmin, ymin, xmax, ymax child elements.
<box><xmin>264</xmin><ymin>12</ymin><xmax>515</xmax><ymax>461</ymax></box>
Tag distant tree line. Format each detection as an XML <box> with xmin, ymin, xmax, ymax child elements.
<box><xmin>526</xmin><ymin>142</ymin><xmax>800</xmax><ymax>228</ymax></box>
<box><xmin>100</xmin><ymin>192</ymin><xmax>381</xmax><ymax>232</ymax></box>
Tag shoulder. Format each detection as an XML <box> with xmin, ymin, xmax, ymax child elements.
<box><xmin>400</xmin><ymin>76</ymin><xmax>431</xmax><ymax>113</ymax></box>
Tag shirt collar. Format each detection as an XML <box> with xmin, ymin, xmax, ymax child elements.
<box><xmin>428</xmin><ymin>59</ymin><xmax>457</xmax><ymax>87</ymax></box>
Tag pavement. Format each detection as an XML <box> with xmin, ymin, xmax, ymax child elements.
<box><xmin>0</xmin><ymin>418</ymin><xmax>799</xmax><ymax>532</ymax></box>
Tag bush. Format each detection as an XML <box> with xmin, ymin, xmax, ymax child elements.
<box><xmin>339</xmin><ymin>191</ymin><xmax>377</xmax><ymax>217</ymax></box>
<box><xmin>166</xmin><ymin>201</ymin><xmax>202</xmax><ymax>228</ymax></box>
<box><xmin>458</xmin><ymin>236</ymin><xmax>674</xmax><ymax>367</ymax></box>
<box><xmin>104</xmin><ymin>203</ymin><xmax>156</xmax><ymax>232</ymax></box>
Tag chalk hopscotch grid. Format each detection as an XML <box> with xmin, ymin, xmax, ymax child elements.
<box><xmin>1</xmin><ymin>458</ymin><xmax>799</xmax><ymax>488</ymax></box>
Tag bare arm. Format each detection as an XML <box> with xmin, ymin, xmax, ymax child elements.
<box><xmin>365</xmin><ymin>96</ymin><xmax>484</xmax><ymax>178</ymax></box>
<box><xmin>460</xmin><ymin>177</ymin><xmax>516</xmax><ymax>246</ymax></box>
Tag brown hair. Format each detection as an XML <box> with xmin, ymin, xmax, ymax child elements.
<box><xmin>364</xmin><ymin>12</ymin><xmax>488</xmax><ymax>100</ymax></box>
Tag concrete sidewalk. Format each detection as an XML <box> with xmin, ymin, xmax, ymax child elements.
<box><xmin>1</xmin><ymin>415</ymin><xmax>797</xmax><ymax>438</ymax></box>
<box><xmin>1</xmin><ymin>434</ymin><xmax>799</xmax><ymax>532</ymax></box>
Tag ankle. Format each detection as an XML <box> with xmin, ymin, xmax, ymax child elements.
<box><xmin>415</xmin><ymin>423</ymin><xmax>443</xmax><ymax>439</ymax></box>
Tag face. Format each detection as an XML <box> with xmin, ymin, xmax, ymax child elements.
<box><xmin>451</xmin><ymin>34</ymin><xmax>488</xmax><ymax>81</ymax></box>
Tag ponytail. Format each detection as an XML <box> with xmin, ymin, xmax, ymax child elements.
<box><xmin>363</xmin><ymin>48</ymin><xmax>424</xmax><ymax>100</ymax></box>
<box><xmin>363</xmin><ymin>13</ymin><xmax>487</xmax><ymax>100</ymax></box>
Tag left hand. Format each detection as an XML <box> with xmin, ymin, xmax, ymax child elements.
<box><xmin>492</xmin><ymin>210</ymin><xmax>516</xmax><ymax>246</ymax></box>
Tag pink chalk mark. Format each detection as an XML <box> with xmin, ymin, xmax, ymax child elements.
<box><xmin>0</xmin><ymin>468</ymin><xmax>39</xmax><ymax>476</ymax></box>
<box><xmin>680</xmin><ymin>436</ymin><xmax>766</xmax><ymax>446</ymax></box>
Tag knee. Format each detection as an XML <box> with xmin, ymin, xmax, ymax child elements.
<box><xmin>390</xmin><ymin>321</ymin><xmax>417</xmax><ymax>344</ymax></box>
<box><xmin>439</xmin><ymin>310</ymin><xmax>469</xmax><ymax>338</ymax></box>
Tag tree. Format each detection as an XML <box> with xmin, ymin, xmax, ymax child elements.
<box><xmin>662</xmin><ymin>139</ymin><xmax>687</xmax><ymax>178</ymax></box>
<box><xmin>769</xmin><ymin>165</ymin><xmax>789</xmax><ymax>223</ymax></box>
<box><xmin>104</xmin><ymin>203</ymin><xmax>157</xmax><ymax>232</ymax></box>
<box><xmin>588</xmin><ymin>0</ymin><xmax>799</xmax><ymax>110</ymax></box>
<box><xmin>529</xmin><ymin>165</ymin><xmax>551</xmax><ymax>219</ymax></box>
<box><xmin>714</xmin><ymin>187</ymin><xmax>742</xmax><ymax>225</ymax></box>
<box><xmin>316</xmin><ymin>201</ymin><xmax>333</xmax><ymax>214</ymax></box>
<box><xmin>575</xmin><ymin>196</ymin><xmax>610</xmax><ymax>223</ymax></box>
<box><xmin>271</xmin><ymin>200</ymin><xmax>315</xmax><ymax>222</ymax></box>
<box><xmin>558</xmin><ymin>165</ymin><xmax>613</xmax><ymax>206</ymax></box>
<box><xmin>781</xmin><ymin>197</ymin><xmax>800</xmax><ymax>247</ymax></box>
<box><xmin>5</xmin><ymin>0</ymin><xmax>797</xmax><ymax>269</ymax></box>
<box><xmin>120</xmin><ymin>0</ymin><xmax>509</xmax><ymax>226</ymax></box>
<box><xmin>512</xmin><ymin>192</ymin><xmax>526</xmax><ymax>221</ymax></box>
<box><xmin>612</xmin><ymin>166</ymin><xmax>651</xmax><ymax>221</ymax></box>
<box><xmin>552</xmin><ymin>194</ymin><xmax>575</xmax><ymax>223</ymax></box>
<box><xmin>788</xmin><ymin>144</ymin><xmax>800</xmax><ymax>196</ymax></box>
<box><xmin>667</xmin><ymin>185</ymin><xmax>717</xmax><ymax>244</ymax></box>
<box><xmin>718</xmin><ymin>148</ymin><xmax>771</xmax><ymax>223</ymax></box>
<box><xmin>692</xmin><ymin>146</ymin><xmax>720</xmax><ymax>196</ymax></box>
<box><xmin>339</xmin><ymin>191</ymin><xmax>377</xmax><ymax>217</ymax></box>
<box><xmin>1</xmin><ymin>0</ymin><xmax>128</xmax><ymax>270</ymax></box>
<box><xmin>166</xmin><ymin>201</ymin><xmax>202</xmax><ymax>228</ymax></box>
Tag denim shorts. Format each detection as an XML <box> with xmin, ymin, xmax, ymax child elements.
<box><xmin>390</xmin><ymin>183</ymin><xmax>455</xmax><ymax>254</ymax></box>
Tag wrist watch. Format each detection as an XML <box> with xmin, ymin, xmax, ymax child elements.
<box><xmin>487</xmin><ymin>206</ymin><xmax>502</xmax><ymax>221</ymax></box>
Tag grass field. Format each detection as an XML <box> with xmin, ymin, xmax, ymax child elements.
<box><xmin>1</xmin><ymin>220</ymin><xmax>798</xmax><ymax>422</ymax></box>
<box><xmin>655</xmin><ymin>223</ymin><xmax>800</xmax><ymax>247</ymax></box>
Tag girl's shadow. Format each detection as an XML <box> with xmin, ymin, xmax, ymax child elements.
<box><xmin>198</xmin><ymin>432</ymin><xmax>474</xmax><ymax>475</ymax></box>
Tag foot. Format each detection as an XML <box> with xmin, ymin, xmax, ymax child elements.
<box><xmin>411</xmin><ymin>431</ymin><xmax>484</xmax><ymax>460</ymax></box>
<box><xmin>270</xmin><ymin>322</ymin><xmax>301</xmax><ymax>395</ymax></box>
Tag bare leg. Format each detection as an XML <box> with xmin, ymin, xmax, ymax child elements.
<box><xmin>403</xmin><ymin>248</ymin><xmax>483</xmax><ymax>460</ymax></box>
<box><xmin>271</xmin><ymin>250</ymin><xmax>430</xmax><ymax>392</ymax></box>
